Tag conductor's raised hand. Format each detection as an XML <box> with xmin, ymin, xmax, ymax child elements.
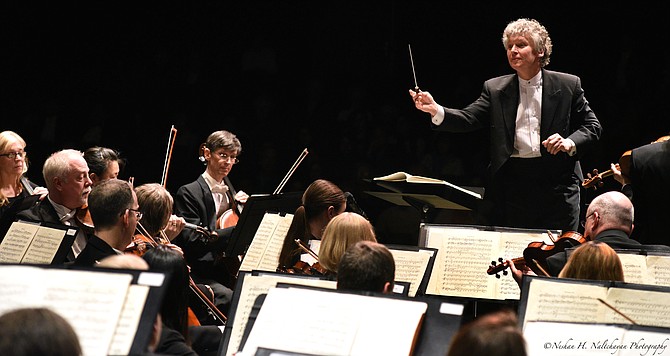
<box><xmin>409</xmin><ymin>89</ymin><xmax>439</xmax><ymax>117</ymax></box>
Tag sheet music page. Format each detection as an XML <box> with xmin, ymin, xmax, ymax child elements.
<box><xmin>617</xmin><ymin>253</ymin><xmax>649</xmax><ymax>285</ymax></box>
<box><xmin>424</xmin><ymin>228</ymin><xmax>500</xmax><ymax>298</ymax></box>
<box><xmin>0</xmin><ymin>221</ymin><xmax>39</xmax><ymax>262</ymax></box>
<box><xmin>225</xmin><ymin>275</ymin><xmax>336</xmax><ymax>356</ymax></box>
<box><xmin>605</xmin><ymin>288</ymin><xmax>670</xmax><ymax>328</ymax></box>
<box><xmin>239</xmin><ymin>213</ymin><xmax>281</xmax><ymax>272</ymax></box>
<box><xmin>523</xmin><ymin>278</ymin><xmax>607</xmax><ymax>329</ymax></box>
<box><xmin>241</xmin><ymin>287</ymin><xmax>427</xmax><ymax>356</ymax></box>
<box><xmin>108</xmin><ymin>285</ymin><xmax>150</xmax><ymax>356</ymax></box>
<box><xmin>256</xmin><ymin>214</ymin><xmax>293</xmax><ymax>271</ymax></box>
<box><xmin>21</xmin><ymin>225</ymin><xmax>68</xmax><ymax>264</ymax></box>
<box><xmin>619</xmin><ymin>327</ymin><xmax>670</xmax><ymax>355</ymax></box>
<box><xmin>0</xmin><ymin>266</ymin><xmax>133</xmax><ymax>356</ymax></box>
<box><xmin>390</xmin><ymin>248</ymin><xmax>432</xmax><ymax>297</ymax></box>
<box><xmin>646</xmin><ymin>255</ymin><xmax>670</xmax><ymax>287</ymax></box>
<box><xmin>497</xmin><ymin>231</ymin><xmax>552</xmax><ymax>299</ymax></box>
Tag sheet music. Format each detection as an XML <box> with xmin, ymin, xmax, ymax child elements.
<box><xmin>108</xmin><ymin>285</ymin><xmax>150</xmax><ymax>356</ymax></box>
<box><xmin>241</xmin><ymin>287</ymin><xmax>427</xmax><ymax>356</ymax></box>
<box><xmin>21</xmin><ymin>225</ymin><xmax>67</xmax><ymax>264</ymax></box>
<box><xmin>523</xmin><ymin>279</ymin><xmax>606</xmax><ymax>328</ymax></box>
<box><xmin>617</xmin><ymin>253</ymin><xmax>648</xmax><ymax>284</ymax></box>
<box><xmin>425</xmin><ymin>228</ymin><xmax>498</xmax><ymax>298</ymax></box>
<box><xmin>605</xmin><ymin>288</ymin><xmax>670</xmax><ymax>327</ymax></box>
<box><xmin>239</xmin><ymin>213</ymin><xmax>294</xmax><ymax>272</ymax></box>
<box><xmin>0</xmin><ymin>221</ymin><xmax>40</xmax><ymax>262</ymax></box>
<box><xmin>0</xmin><ymin>266</ymin><xmax>133</xmax><ymax>356</ymax></box>
<box><xmin>390</xmin><ymin>248</ymin><xmax>432</xmax><ymax>297</ymax></box>
<box><xmin>647</xmin><ymin>255</ymin><xmax>670</xmax><ymax>287</ymax></box>
<box><xmin>224</xmin><ymin>274</ymin><xmax>336</xmax><ymax>356</ymax></box>
<box><xmin>424</xmin><ymin>226</ymin><xmax>550</xmax><ymax>300</ymax></box>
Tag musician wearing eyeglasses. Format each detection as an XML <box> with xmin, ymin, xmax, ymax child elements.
<box><xmin>74</xmin><ymin>179</ymin><xmax>140</xmax><ymax>266</ymax></box>
<box><xmin>0</xmin><ymin>131</ymin><xmax>48</xmax><ymax>220</ymax></box>
<box><xmin>173</xmin><ymin>130</ymin><xmax>248</xmax><ymax>315</ymax></box>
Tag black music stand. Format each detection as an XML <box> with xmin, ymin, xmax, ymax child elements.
<box><xmin>365</xmin><ymin>179</ymin><xmax>483</xmax><ymax>224</ymax></box>
<box><xmin>225</xmin><ymin>192</ymin><xmax>302</xmax><ymax>257</ymax></box>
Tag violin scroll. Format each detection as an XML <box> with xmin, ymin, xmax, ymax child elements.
<box><xmin>487</xmin><ymin>257</ymin><xmax>526</xmax><ymax>278</ymax></box>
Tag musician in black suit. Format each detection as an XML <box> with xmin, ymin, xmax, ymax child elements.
<box><xmin>16</xmin><ymin>149</ymin><xmax>93</xmax><ymax>262</ymax></box>
<box><xmin>611</xmin><ymin>137</ymin><xmax>670</xmax><ymax>246</ymax></box>
<box><xmin>542</xmin><ymin>191</ymin><xmax>670</xmax><ymax>276</ymax></box>
<box><xmin>74</xmin><ymin>179</ymin><xmax>139</xmax><ymax>266</ymax></box>
<box><xmin>410</xmin><ymin>18</ymin><xmax>601</xmax><ymax>232</ymax></box>
<box><xmin>173</xmin><ymin>130</ymin><xmax>248</xmax><ymax>313</ymax></box>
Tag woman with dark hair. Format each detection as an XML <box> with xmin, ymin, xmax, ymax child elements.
<box><xmin>83</xmin><ymin>146</ymin><xmax>127</xmax><ymax>185</ymax></box>
<box><xmin>277</xmin><ymin>179</ymin><xmax>347</xmax><ymax>269</ymax></box>
<box><xmin>0</xmin><ymin>307</ymin><xmax>82</xmax><ymax>356</ymax></box>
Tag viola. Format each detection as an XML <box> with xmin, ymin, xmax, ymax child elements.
<box><xmin>487</xmin><ymin>231</ymin><xmax>588</xmax><ymax>277</ymax></box>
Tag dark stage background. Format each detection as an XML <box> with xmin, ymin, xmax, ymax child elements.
<box><xmin>3</xmin><ymin>2</ymin><xmax>669</xmax><ymax>245</ymax></box>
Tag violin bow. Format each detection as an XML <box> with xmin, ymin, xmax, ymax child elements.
<box><xmin>161</xmin><ymin>125</ymin><xmax>178</xmax><ymax>187</ymax></box>
<box><xmin>273</xmin><ymin>148</ymin><xmax>309</xmax><ymax>195</ymax></box>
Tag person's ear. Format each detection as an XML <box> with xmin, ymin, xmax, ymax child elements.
<box><xmin>383</xmin><ymin>281</ymin><xmax>393</xmax><ymax>294</ymax></box>
<box><xmin>327</xmin><ymin>205</ymin><xmax>336</xmax><ymax>219</ymax></box>
<box><xmin>89</xmin><ymin>172</ymin><xmax>99</xmax><ymax>184</ymax></box>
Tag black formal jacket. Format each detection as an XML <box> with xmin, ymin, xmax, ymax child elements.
<box><xmin>625</xmin><ymin>140</ymin><xmax>670</xmax><ymax>246</ymax></box>
<box><xmin>73</xmin><ymin>235</ymin><xmax>117</xmax><ymax>266</ymax></box>
<box><xmin>173</xmin><ymin>176</ymin><xmax>234</xmax><ymax>266</ymax></box>
<box><xmin>434</xmin><ymin>69</ymin><xmax>602</xmax><ymax>181</ymax></box>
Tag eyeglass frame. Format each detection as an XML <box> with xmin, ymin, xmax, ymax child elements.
<box><xmin>127</xmin><ymin>208</ymin><xmax>143</xmax><ymax>220</ymax></box>
<box><xmin>217</xmin><ymin>152</ymin><xmax>239</xmax><ymax>164</ymax></box>
<box><xmin>0</xmin><ymin>151</ymin><xmax>26</xmax><ymax>159</ymax></box>
<box><xmin>580</xmin><ymin>211</ymin><xmax>597</xmax><ymax>228</ymax></box>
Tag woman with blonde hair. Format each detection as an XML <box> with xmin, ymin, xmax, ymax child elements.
<box><xmin>0</xmin><ymin>131</ymin><xmax>47</xmax><ymax>216</ymax></box>
<box><xmin>318</xmin><ymin>212</ymin><xmax>377</xmax><ymax>275</ymax></box>
<box><xmin>558</xmin><ymin>240</ymin><xmax>624</xmax><ymax>281</ymax></box>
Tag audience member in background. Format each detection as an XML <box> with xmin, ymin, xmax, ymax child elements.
<box><xmin>74</xmin><ymin>179</ymin><xmax>138</xmax><ymax>266</ymax></box>
<box><xmin>143</xmin><ymin>244</ymin><xmax>222</xmax><ymax>356</ymax></box>
<box><xmin>16</xmin><ymin>149</ymin><xmax>93</xmax><ymax>261</ymax></box>
<box><xmin>83</xmin><ymin>146</ymin><xmax>128</xmax><ymax>186</ymax></box>
<box><xmin>0</xmin><ymin>307</ymin><xmax>82</xmax><ymax>356</ymax></box>
<box><xmin>278</xmin><ymin>179</ymin><xmax>347</xmax><ymax>269</ymax></box>
<box><xmin>318</xmin><ymin>212</ymin><xmax>377</xmax><ymax>275</ymax></box>
<box><xmin>337</xmin><ymin>240</ymin><xmax>395</xmax><ymax>294</ymax></box>
<box><xmin>0</xmin><ymin>130</ymin><xmax>48</xmax><ymax>217</ymax></box>
<box><xmin>609</xmin><ymin>135</ymin><xmax>670</xmax><ymax>246</ymax></box>
<box><xmin>447</xmin><ymin>309</ymin><xmax>526</xmax><ymax>356</ymax></box>
<box><xmin>557</xmin><ymin>241</ymin><xmax>624</xmax><ymax>281</ymax></box>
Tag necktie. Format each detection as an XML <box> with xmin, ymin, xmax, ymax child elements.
<box><xmin>211</xmin><ymin>183</ymin><xmax>229</xmax><ymax>194</ymax></box>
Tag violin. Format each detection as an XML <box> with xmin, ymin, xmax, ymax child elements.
<box><xmin>487</xmin><ymin>231</ymin><xmax>588</xmax><ymax>277</ymax></box>
<box><xmin>75</xmin><ymin>204</ymin><xmax>95</xmax><ymax>235</ymax></box>
<box><xmin>583</xmin><ymin>135</ymin><xmax>670</xmax><ymax>190</ymax></box>
<box><xmin>277</xmin><ymin>238</ymin><xmax>329</xmax><ymax>276</ymax></box>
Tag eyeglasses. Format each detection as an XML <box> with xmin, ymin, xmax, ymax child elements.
<box><xmin>580</xmin><ymin>211</ymin><xmax>596</xmax><ymax>228</ymax></box>
<box><xmin>217</xmin><ymin>152</ymin><xmax>239</xmax><ymax>164</ymax></box>
<box><xmin>0</xmin><ymin>151</ymin><xmax>26</xmax><ymax>160</ymax></box>
<box><xmin>127</xmin><ymin>208</ymin><xmax>143</xmax><ymax>220</ymax></box>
